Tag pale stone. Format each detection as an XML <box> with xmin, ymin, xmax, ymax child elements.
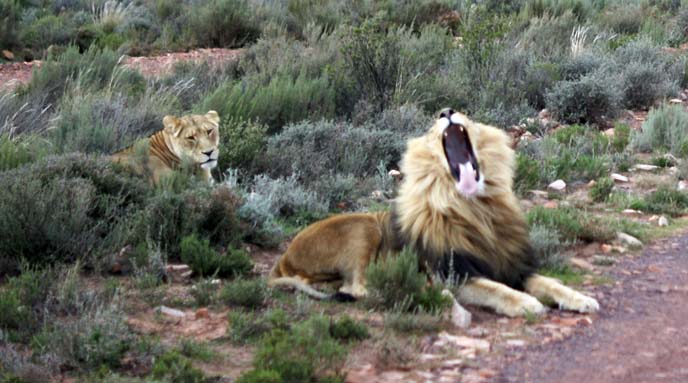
<box><xmin>622</xmin><ymin>209</ymin><xmax>642</xmax><ymax>215</ymax></box>
<box><xmin>603</xmin><ymin>128</ymin><xmax>615</xmax><ymax>137</ymax></box>
<box><xmin>611</xmin><ymin>173</ymin><xmax>629</xmax><ymax>182</ymax></box>
<box><xmin>506</xmin><ymin>339</ymin><xmax>527</xmax><ymax>347</ymax></box>
<box><xmin>633</xmin><ymin>164</ymin><xmax>659</xmax><ymax>171</ymax></box>
<box><xmin>569</xmin><ymin>257</ymin><xmax>595</xmax><ymax>271</ymax></box>
<box><xmin>388</xmin><ymin>169</ymin><xmax>401</xmax><ymax>178</ymax></box>
<box><xmin>678</xmin><ymin>180</ymin><xmax>687</xmax><ymax>191</ymax></box>
<box><xmin>436</xmin><ymin>332</ymin><xmax>490</xmax><ymax>353</ymax></box>
<box><xmin>669</xmin><ymin>98</ymin><xmax>683</xmax><ymax>104</ymax></box>
<box><xmin>159</xmin><ymin>306</ymin><xmax>186</xmax><ymax>319</ymax></box>
<box><xmin>442</xmin><ymin>289</ymin><xmax>471</xmax><ymax>328</ymax></box>
<box><xmin>658</xmin><ymin>216</ymin><xmax>669</xmax><ymax>227</ymax></box>
<box><xmin>548</xmin><ymin>179</ymin><xmax>566</xmax><ymax>191</ymax></box>
<box><xmin>617</xmin><ymin>232</ymin><xmax>643</xmax><ymax>249</ymax></box>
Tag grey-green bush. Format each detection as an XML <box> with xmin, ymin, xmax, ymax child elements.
<box><xmin>546</xmin><ymin>70</ymin><xmax>621</xmax><ymax>124</ymax></box>
<box><xmin>632</xmin><ymin>103</ymin><xmax>688</xmax><ymax>155</ymax></box>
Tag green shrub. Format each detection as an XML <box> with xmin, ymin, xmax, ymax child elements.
<box><xmin>545</xmin><ymin>70</ymin><xmax>621</xmax><ymax>124</ymax></box>
<box><xmin>218</xmin><ymin>118</ymin><xmax>266</xmax><ymax>173</ymax></box>
<box><xmin>19</xmin><ymin>14</ymin><xmax>74</xmax><ymax>52</ymax></box>
<box><xmin>611</xmin><ymin>123</ymin><xmax>631</xmax><ymax>152</ymax></box>
<box><xmin>527</xmin><ymin>206</ymin><xmax>584</xmax><ymax>243</ymax></box>
<box><xmin>633</xmin><ymin>103</ymin><xmax>688</xmax><ymax>155</ymax></box>
<box><xmin>589</xmin><ymin>177</ymin><xmax>615</xmax><ymax>202</ymax></box>
<box><xmin>365</xmin><ymin>248</ymin><xmax>451</xmax><ymax>313</ymax></box>
<box><xmin>265</xmin><ymin>120</ymin><xmax>404</xmax><ymax>182</ymax></box>
<box><xmin>180</xmin><ymin>234</ymin><xmax>253</xmax><ymax>278</ymax></box>
<box><xmin>384</xmin><ymin>310</ymin><xmax>443</xmax><ymax>333</ymax></box>
<box><xmin>189</xmin><ymin>278</ymin><xmax>218</xmax><ymax>307</ymax></box>
<box><xmin>142</xmin><ymin>185</ymin><xmax>245</xmax><ymax>256</ymax></box>
<box><xmin>228</xmin><ymin>309</ymin><xmax>289</xmax><ymax>345</ymax></box>
<box><xmin>235</xmin><ymin>369</ymin><xmax>282</xmax><ymax>383</ymax></box>
<box><xmin>0</xmin><ymin>154</ymin><xmax>150</xmax><ymax>270</ymax></box>
<box><xmin>630</xmin><ymin>186</ymin><xmax>688</xmax><ymax>216</ymax></box>
<box><xmin>198</xmin><ymin>73</ymin><xmax>335</xmax><ymax>133</ymax></box>
<box><xmin>529</xmin><ymin>224</ymin><xmax>567</xmax><ymax>269</ymax></box>
<box><xmin>0</xmin><ymin>135</ymin><xmax>51</xmax><ymax>171</ymax></box>
<box><xmin>178</xmin><ymin>339</ymin><xmax>215</xmax><ymax>362</ymax></box>
<box><xmin>187</xmin><ymin>0</ymin><xmax>260</xmax><ymax>48</ymax></box>
<box><xmin>220</xmin><ymin>278</ymin><xmax>266</xmax><ymax>309</ymax></box>
<box><xmin>151</xmin><ymin>351</ymin><xmax>204</xmax><ymax>383</ymax></box>
<box><xmin>613</xmin><ymin>39</ymin><xmax>681</xmax><ymax>109</ymax></box>
<box><xmin>250</xmin><ymin>316</ymin><xmax>347</xmax><ymax>383</ymax></box>
<box><xmin>329</xmin><ymin>316</ymin><xmax>369</xmax><ymax>342</ymax></box>
<box><xmin>341</xmin><ymin>19</ymin><xmax>402</xmax><ymax>113</ymax></box>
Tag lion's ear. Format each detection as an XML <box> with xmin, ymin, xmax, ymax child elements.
<box><xmin>205</xmin><ymin>110</ymin><xmax>220</xmax><ymax>126</ymax></box>
<box><xmin>163</xmin><ymin>115</ymin><xmax>183</xmax><ymax>137</ymax></box>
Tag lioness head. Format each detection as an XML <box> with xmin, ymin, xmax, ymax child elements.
<box><xmin>429</xmin><ymin>108</ymin><xmax>484</xmax><ymax>199</ymax></box>
<box><xmin>162</xmin><ymin>110</ymin><xmax>220</xmax><ymax>170</ymax></box>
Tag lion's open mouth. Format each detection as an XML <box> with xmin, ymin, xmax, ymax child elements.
<box><xmin>440</xmin><ymin>113</ymin><xmax>480</xmax><ymax>198</ymax></box>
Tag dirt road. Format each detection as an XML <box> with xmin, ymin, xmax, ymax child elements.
<box><xmin>497</xmin><ymin>232</ymin><xmax>688</xmax><ymax>383</ymax></box>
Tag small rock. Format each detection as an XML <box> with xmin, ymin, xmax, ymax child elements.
<box><xmin>569</xmin><ymin>257</ymin><xmax>595</xmax><ymax>271</ymax></box>
<box><xmin>442</xmin><ymin>359</ymin><xmax>463</xmax><ymax>368</ymax></box>
<box><xmin>529</xmin><ymin>190</ymin><xmax>549</xmax><ymax>198</ymax></box>
<box><xmin>478</xmin><ymin>369</ymin><xmax>497</xmax><ymax>379</ymax></box>
<box><xmin>436</xmin><ymin>332</ymin><xmax>490</xmax><ymax>353</ymax></box>
<box><xmin>2</xmin><ymin>50</ymin><xmax>14</xmax><ymax>60</ymax></box>
<box><xmin>648</xmin><ymin>215</ymin><xmax>659</xmax><ymax>221</ymax></box>
<box><xmin>548</xmin><ymin>179</ymin><xmax>566</xmax><ymax>191</ymax></box>
<box><xmin>611</xmin><ymin>173</ymin><xmax>629</xmax><ymax>183</ymax></box>
<box><xmin>600</xmin><ymin>244</ymin><xmax>613</xmax><ymax>254</ymax></box>
<box><xmin>633</xmin><ymin>164</ymin><xmax>659</xmax><ymax>171</ymax></box>
<box><xmin>592</xmin><ymin>255</ymin><xmax>616</xmax><ymax>266</ymax></box>
<box><xmin>388</xmin><ymin>169</ymin><xmax>401</xmax><ymax>178</ymax></box>
<box><xmin>443</xmin><ymin>290</ymin><xmax>472</xmax><ymax>329</ymax></box>
<box><xmin>505</xmin><ymin>339</ymin><xmax>527</xmax><ymax>348</ymax></box>
<box><xmin>622</xmin><ymin>209</ymin><xmax>642</xmax><ymax>215</ymax></box>
<box><xmin>466</xmin><ymin>326</ymin><xmax>489</xmax><ymax>337</ymax></box>
<box><xmin>679</xmin><ymin>180</ymin><xmax>687</xmax><ymax>191</ymax></box>
<box><xmin>658</xmin><ymin>216</ymin><xmax>669</xmax><ymax>227</ymax></box>
<box><xmin>159</xmin><ymin>306</ymin><xmax>186</xmax><ymax>319</ymax></box>
<box><xmin>166</xmin><ymin>264</ymin><xmax>192</xmax><ymax>283</ymax></box>
<box><xmin>603</xmin><ymin>128</ymin><xmax>615</xmax><ymax>137</ymax></box>
<box><xmin>538</xmin><ymin>109</ymin><xmax>550</xmax><ymax>119</ymax></box>
<box><xmin>195</xmin><ymin>308</ymin><xmax>209</xmax><ymax>320</ymax></box>
<box><xmin>669</xmin><ymin>98</ymin><xmax>683</xmax><ymax>104</ymax></box>
<box><xmin>370</xmin><ymin>190</ymin><xmax>384</xmax><ymax>199</ymax></box>
<box><xmin>617</xmin><ymin>232</ymin><xmax>643</xmax><ymax>249</ymax></box>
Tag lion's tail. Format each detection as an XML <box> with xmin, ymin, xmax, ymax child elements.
<box><xmin>267</xmin><ymin>276</ymin><xmax>333</xmax><ymax>300</ymax></box>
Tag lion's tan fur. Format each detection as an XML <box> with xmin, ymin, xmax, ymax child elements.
<box><xmin>395</xmin><ymin>114</ymin><xmax>532</xmax><ymax>283</ymax></box>
<box><xmin>269</xmin><ymin>111</ymin><xmax>599</xmax><ymax>316</ymax></box>
<box><xmin>112</xmin><ymin>111</ymin><xmax>220</xmax><ymax>184</ymax></box>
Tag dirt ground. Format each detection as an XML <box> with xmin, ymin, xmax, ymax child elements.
<box><xmin>495</xmin><ymin>230</ymin><xmax>688</xmax><ymax>383</ymax></box>
<box><xmin>0</xmin><ymin>48</ymin><xmax>242</xmax><ymax>90</ymax></box>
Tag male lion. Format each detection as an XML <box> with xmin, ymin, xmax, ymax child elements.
<box><xmin>112</xmin><ymin>111</ymin><xmax>220</xmax><ymax>184</ymax></box>
<box><xmin>269</xmin><ymin>109</ymin><xmax>599</xmax><ymax>317</ymax></box>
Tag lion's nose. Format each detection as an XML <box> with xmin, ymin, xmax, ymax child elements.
<box><xmin>203</xmin><ymin>150</ymin><xmax>214</xmax><ymax>156</ymax></box>
<box><xmin>439</xmin><ymin>108</ymin><xmax>455</xmax><ymax>119</ymax></box>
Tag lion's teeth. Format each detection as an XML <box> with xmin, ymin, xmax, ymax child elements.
<box><xmin>450</xmin><ymin>113</ymin><xmax>467</xmax><ymax>126</ymax></box>
<box><xmin>438</xmin><ymin>117</ymin><xmax>450</xmax><ymax>131</ymax></box>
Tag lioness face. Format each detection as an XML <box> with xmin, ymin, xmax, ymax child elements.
<box><xmin>433</xmin><ymin>108</ymin><xmax>485</xmax><ymax>198</ymax></box>
<box><xmin>163</xmin><ymin>111</ymin><xmax>220</xmax><ymax>170</ymax></box>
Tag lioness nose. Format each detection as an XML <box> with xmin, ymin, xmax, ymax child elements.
<box><xmin>439</xmin><ymin>108</ymin><xmax>455</xmax><ymax>119</ymax></box>
<box><xmin>203</xmin><ymin>150</ymin><xmax>214</xmax><ymax>156</ymax></box>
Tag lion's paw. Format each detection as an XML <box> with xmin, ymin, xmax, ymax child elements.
<box><xmin>560</xmin><ymin>293</ymin><xmax>600</xmax><ymax>313</ymax></box>
<box><xmin>501</xmin><ymin>295</ymin><xmax>547</xmax><ymax>318</ymax></box>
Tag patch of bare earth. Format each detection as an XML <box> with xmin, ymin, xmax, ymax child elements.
<box><xmin>0</xmin><ymin>48</ymin><xmax>243</xmax><ymax>90</ymax></box>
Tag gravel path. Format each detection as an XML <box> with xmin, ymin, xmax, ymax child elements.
<box><xmin>497</xmin><ymin>231</ymin><xmax>688</xmax><ymax>383</ymax></box>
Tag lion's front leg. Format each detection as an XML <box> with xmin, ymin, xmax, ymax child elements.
<box><xmin>456</xmin><ymin>277</ymin><xmax>546</xmax><ymax>317</ymax></box>
<box><xmin>524</xmin><ymin>274</ymin><xmax>599</xmax><ymax>313</ymax></box>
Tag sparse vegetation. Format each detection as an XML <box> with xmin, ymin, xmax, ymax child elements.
<box><xmin>2</xmin><ymin>1</ymin><xmax>688</xmax><ymax>381</ymax></box>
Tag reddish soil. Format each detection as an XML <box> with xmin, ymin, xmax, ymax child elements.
<box><xmin>496</xmin><ymin>231</ymin><xmax>688</xmax><ymax>383</ymax></box>
<box><xmin>0</xmin><ymin>48</ymin><xmax>243</xmax><ymax>90</ymax></box>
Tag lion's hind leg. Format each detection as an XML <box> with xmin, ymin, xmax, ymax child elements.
<box><xmin>457</xmin><ymin>277</ymin><xmax>546</xmax><ymax>317</ymax></box>
<box><xmin>524</xmin><ymin>274</ymin><xmax>599</xmax><ymax>313</ymax></box>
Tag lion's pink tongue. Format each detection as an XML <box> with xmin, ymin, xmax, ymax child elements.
<box><xmin>456</xmin><ymin>162</ymin><xmax>478</xmax><ymax>197</ymax></box>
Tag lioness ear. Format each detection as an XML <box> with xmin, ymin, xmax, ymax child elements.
<box><xmin>163</xmin><ymin>115</ymin><xmax>183</xmax><ymax>137</ymax></box>
<box><xmin>205</xmin><ymin>110</ymin><xmax>220</xmax><ymax>126</ymax></box>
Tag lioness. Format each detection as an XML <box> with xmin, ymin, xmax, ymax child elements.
<box><xmin>269</xmin><ymin>109</ymin><xmax>599</xmax><ymax>317</ymax></box>
<box><xmin>112</xmin><ymin>111</ymin><xmax>220</xmax><ymax>184</ymax></box>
